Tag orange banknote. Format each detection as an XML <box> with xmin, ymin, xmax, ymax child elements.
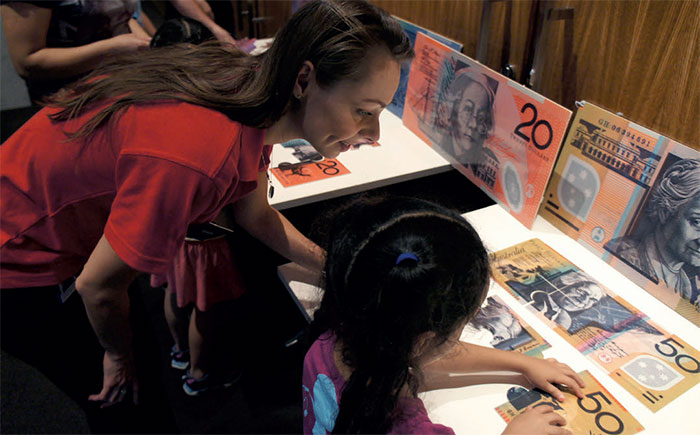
<box><xmin>403</xmin><ymin>32</ymin><xmax>572</xmax><ymax>228</ymax></box>
<box><xmin>539</xmin><ymin>102</ymin><xmax>700</xmax><ymax>325</ymax></box>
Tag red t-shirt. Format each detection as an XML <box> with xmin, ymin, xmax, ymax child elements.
<box><xmin>1</xmin><ymin>101</ymin><xmax>271</xmax><ymax>288</ymax></box>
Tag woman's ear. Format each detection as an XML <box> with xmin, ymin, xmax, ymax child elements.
<box><xmin>293</xmin><ymin>60</ymin><xmax>315</xmax><ymax>99</ymax></box>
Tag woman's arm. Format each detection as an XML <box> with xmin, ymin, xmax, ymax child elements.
<box><xmin>128</xmin><ymin>17</ymin><xmax>153</xmax><ymax>39</ymax></box>
<box><xmin>1</xmin><ymin>2</ymin><xmax>150</xmax><ymax>80</ymax></box>
<box><xmin>75</xmin><ymin>235</ymin><xmax>143</xmax><ymax>407</ymax></box>
<box><xmin>423</xmin><ymin>341</ymin><xmax>585</xmax><ymax>401</ymax></box>
<box><xmin>230</xmin><ymin>171</ymin><xmax>326</xmax><ymax>272</ymax></box>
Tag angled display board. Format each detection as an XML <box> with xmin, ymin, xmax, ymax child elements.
<box><xmin>403</xmin><ymin>32</ymin><xmax>571</xmax><ymax>229</ymax></box>
<box><xmin>388</xmin><ymin>17</ymin><xmax>463</xmax><ymax>119</ymax></box>
<box><xmin>540</xmin><ymin>102</ymin><xmax>700</xmax><ymax>326</ymax></box>
<box><xmin>490</xmin><ymin>239</ymin><xmax>700</xmax><ymax>412</ymax></box>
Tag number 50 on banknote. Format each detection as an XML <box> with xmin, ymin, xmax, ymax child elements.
<box><xmin>490</xmin><ymin>239</ymin><xmax>700</xmax><ymax>412</ymax></box>
<box><xmin>496</xmin><ymin>371</ymin><xmax>644</xmax><ymax>435</ymax></box>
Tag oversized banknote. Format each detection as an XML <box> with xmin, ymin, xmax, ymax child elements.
<box><xmin>460</xmin><ymin>294</ymin><xmax>550</xmax><ymax>358</ymax></box>
<box><xmin>539</xmin><ymin>102</ymin><xmax>700</xmax><ymax>325</ymax></box>
<box><xmin>387</xmin><ymin>16</ymin><xmax>463</xmax><ymax>119</ymax></box>
<box><xmin>490</xmin><ymin>239</ymin><xmax>700</xmax><ymax>412</ymax></box>
<box><xmin>496</xmin><ymin>370</ymin><xmax>644</xmax><ymax>435</ymax></box>
<box><xmin>403</xmin><ymin>32</ymin><xmax>572</xmax><ymax>228</ymax></box>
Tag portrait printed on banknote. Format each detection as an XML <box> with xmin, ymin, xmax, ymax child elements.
<box><xmin>491</xmin><ymin>239</ymin><xmax>700</xmax><ymax>412</ymax></box>
<box><xmin>403</xmin><ymin>32</ymin><xmax>571</xmax><ymax>228</ymax></box>
<box><xmin>540</xmin><ymin>102</ymin><xmax>700</xmax><ymax>324</ymax></box>
<box><xmin>432</xmin><ymin>64</ymin><xmax>501</xmax><ymax>186</ymax></box>
<box><xmin>604</xmin><ymin>155</ymin><xmax>700</xmax><ymax>308</ymax></box>
<box><xmin>461</xmin><ymin>295</ymin><xmax>549</xmax><ymax>356</ymax></box>
<box><xmin>501</xmin><ymin>267</ymin><xmax>662</xmax><ymax>337</ymax></box>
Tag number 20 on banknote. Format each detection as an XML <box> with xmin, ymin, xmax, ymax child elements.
<box><xmin>403</xmin><ymin>32</ymin><xmax>571</xmax><ymax>228</ymax></box>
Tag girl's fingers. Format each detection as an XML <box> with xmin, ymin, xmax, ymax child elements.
<box><xmin>542</xmin><ymin>382</ymin><xmax>566</xmax><ymax>402</ymax></box>
<box><xmin>545</xmin><ymin>409</ymin><xmax>567</xmax><ymax>426</ymax></box>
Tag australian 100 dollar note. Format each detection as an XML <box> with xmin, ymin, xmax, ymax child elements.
<box><xmin>490</xmin><ymin>239</ymin><xmax>700</xmax><ymax>412</ymax></box>
<box><xmin>539</xmin><ymin>101</ymin><xmax>700</xmax><ymax>325</ymax></box>
<box><xmin>403</xmin><ymin>32</ymin><xmax>572</xmax><ymax>228</ymax></box>
<box><xmin>460</xmin><ymin>294</ymin><xmax>550</xmax><ymax>358</ymax></box>
<box><xmin>496</xmin><ymin>370</ymin><xmax>644</xmax><ymax>435</ymax></box>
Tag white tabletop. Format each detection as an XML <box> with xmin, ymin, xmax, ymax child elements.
<box><xmin>268</xmin><ymin>110</ymin><xmax>451</xmax><ymax>210</ymax></box>
<box><xmin>421</xmin><ymin>205</ymin><xmax>699</xmax><ymax>435</ymax></box>
<box><xmin>279</xmin><ymin>204</ymin><xmax>699</xmax><ymax>434</ymax></box>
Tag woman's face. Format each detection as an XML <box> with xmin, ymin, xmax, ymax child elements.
<box><xmin>298</xmin><ymin>48</ymin><xmax>401</xmax><ymax>159</ymax></box>
<box><xmin>660</xmin><ymin>193</ymin><xmax>700</xmax><ymax>267</ymax></box>
<box><xmin>451</xmin><ymin>81</ymin><xmax>490</xmax><ymax>162</ymax></box>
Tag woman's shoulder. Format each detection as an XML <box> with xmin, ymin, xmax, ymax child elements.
<box><xmin>126</xmin><ymin>101</ymin><xmax>239</xmax><ymax>128</ymax></box>
<box><xmin>116</xmin><ymin>101</ymin><xmax>252</xmax><ymax>178</ymax></box>
<box><xmin>120</xmin><ymin>101</ymin><xmax>247</xmax><ymax>150</ymax></box>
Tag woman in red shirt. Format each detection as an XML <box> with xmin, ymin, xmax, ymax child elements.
<box><xmin>1</xmin><ymin>0</ymin><xmax>413</xmax><ymax>415</ymax></box>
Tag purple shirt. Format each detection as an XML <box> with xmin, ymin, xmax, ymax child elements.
<box><xmin>302</xmin><ymin>331</ymin><xmax>455</xmax><ymax>434</ymax></box>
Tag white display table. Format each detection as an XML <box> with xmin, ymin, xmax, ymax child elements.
<box><xmin>268</xmin><ymin>110</ymin><xmax>451</xmax><ymax>210</ymax></box>
<box><xmin>279</xmin><ymin>204</ymin><xmax>699</xmax><ymax>434</ymax></box>
<box><xmin>421</xmin><ymin>205</ymin><xmax>698</xmax><ymax>434</ymax></box>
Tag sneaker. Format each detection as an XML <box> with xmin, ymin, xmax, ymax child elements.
<box><xmin>182</xmin><ymin>371</ymin><xmax>241</xmax><ymax>396</ymax></box>
<box><xmin>170</xmin><ymin>345</ymin><xmax>190</xmax><ymax>370</ymax></box>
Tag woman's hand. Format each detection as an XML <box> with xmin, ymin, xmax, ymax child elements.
<box><xmin>521</xmin><ymin>357</ymin><xmax>585</xmax><ymax>401</ymax></box>
<box><xmin>107</xmin><ymin>33</ymin><xmax>151</xmax><ymax>54</ymax></box>
<box><xmin>502</xmin><ymin>406</ymin><xmax>570</xmax><ymax>435</ymax></box>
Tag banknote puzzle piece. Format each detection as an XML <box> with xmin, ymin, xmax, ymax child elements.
<box><xmin>490</xmin><ymin>239</ymin><xmax>700</xmax><ymax>412</ymax></box>
<box><xmin>495</xmin><ymin>371</ymin><xmax>644</xmax><ymax>435</ymax></box>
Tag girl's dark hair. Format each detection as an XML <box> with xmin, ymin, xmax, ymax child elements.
<box><xmin>150</xmin><ymin>17</ymin><xmax>214</xmax><ymax>47</ymax></box>
<box><xmin>312</xmin><ymin>195</ymin><xmax>490</xmax><ymax>434</ymax></box>
<box><xmin>46</xmin><ymin>0</ymin><xmax>413</xmax><ymax>139</ymax></box>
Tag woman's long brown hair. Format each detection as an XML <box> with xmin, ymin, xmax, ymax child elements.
<box><xmin>47</xmin><ymin>0</ymin><xmax>413</xmax><ymax>140</ymax></box>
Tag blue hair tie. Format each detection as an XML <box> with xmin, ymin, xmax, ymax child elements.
<box><xmin>395</xmin><ymin>252</ymin><xmax>419</xmax><ymax>265</ymax></box>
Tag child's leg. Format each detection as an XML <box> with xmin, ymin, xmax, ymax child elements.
<box><xmin>164</xmin><ymin>285</ymin><xmax>190</xmax><ymax>352</ymax></box>
<box><xmin>188</xmin><ymin>304</ymin><xmax>218</xmax><ymax>380</ymax></box>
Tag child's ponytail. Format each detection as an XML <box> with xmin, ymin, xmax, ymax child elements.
<box><xmin>311</xmin><ymin>195</ymin><xmax>490</xmax><ymax>434</ymax></box>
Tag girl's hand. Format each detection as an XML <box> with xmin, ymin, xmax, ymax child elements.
<box><xmin>502</xmin><ymin>406</ymin><xmax>570</xmax><ymax>435</ymax></box>
<box><xmin>522</xmin><ymin>358</ymin><xmax>585</xmax><ymax>401</ymax></box>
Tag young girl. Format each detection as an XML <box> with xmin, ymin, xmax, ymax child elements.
<box><xmin>303</xmin><ymin>196</ymin><xmax>585</xmax><ymax>434</ymax></box>
<box><xmin>1</xmin><ymin>0</ymin><xmax>412</xmax><ymax>412</ymax></box>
